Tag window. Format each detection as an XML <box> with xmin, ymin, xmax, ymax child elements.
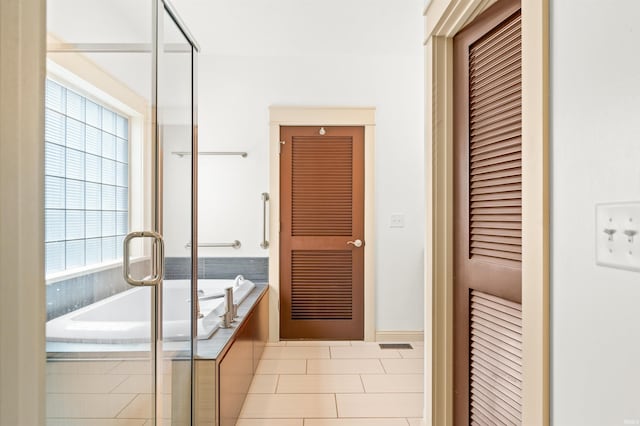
<box><xmin>45</xmin><ymin>79</ymin><xmax>129</xmax><ymax>275</ymax></box>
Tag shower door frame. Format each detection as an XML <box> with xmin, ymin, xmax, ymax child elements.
<box><xmin>154</xmin><ymin>0</ymin><xmax>200</xmax><ymax>423</ymax></box>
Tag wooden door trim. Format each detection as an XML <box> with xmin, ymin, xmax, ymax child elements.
<box><xmin>0</xmin><ymin>1</ymin><xmax>46</xmax><ymax>424</ymax></box>
<box><xmin>268</xmin><ymin>106</ymin><xmax>376</xmax><ymax>342</ymax></box>
<box><xmin>424</xmin><ymin>1</ymin><xmax>549</xmax><ymax>425</ymax></box>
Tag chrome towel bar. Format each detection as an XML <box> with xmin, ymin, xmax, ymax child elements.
<box><xmin>172</xmin><ymin>151</ymin><xmax>247</xmax><ymax>158</ymax></box>
<box><xmin>260</xmin><ymin>192</ymin><xmax>270</xmax><ymax>249</ymax></box>
<box><xmin>185</xmin><ymin>240</ymin><xmax>241</xmax><ymax>249</ymax></box>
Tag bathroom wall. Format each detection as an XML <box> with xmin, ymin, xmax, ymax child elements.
<box><xmin>170</xmin><ymin>0</ymin><xmax>426</xmax><ymax>332</ymax></box>
<box><xmin>551</xmin><ymin>1</ymin><xmax>640</xmax><ymax>424</ymax></box>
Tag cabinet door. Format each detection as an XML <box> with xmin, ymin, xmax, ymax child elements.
<box><xmin>219</xmin><ymin>314</ymin><xmax>254</xmax><ymax>426</ymax></box>
<box><xmin>253</xmin><ymin>294</ymin><xmax>269</xmax><ymax>373</ymax></box>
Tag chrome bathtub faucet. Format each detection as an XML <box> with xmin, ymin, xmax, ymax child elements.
<box><xmin>219</xmin><ymin>286</ymin><xmax>235</xmax><ymax>328</ymax></box>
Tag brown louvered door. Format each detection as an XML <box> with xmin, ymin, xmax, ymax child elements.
<box><xmin>453</xmin><ymin>1</ymin><xmax>523</xmax><ymax>425</ymax></box>
<box><xmin>280</xmin><ymin>126</ymin><xmax>364</xmax><ymax>340</ymax></box>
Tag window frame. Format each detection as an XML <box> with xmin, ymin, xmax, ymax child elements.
<box><xmin>45</xmin><ymin>60</ymin><xmax>146</xmax><ymax>284</ymax></box>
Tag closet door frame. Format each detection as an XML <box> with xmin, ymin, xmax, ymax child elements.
<box><xmin>423</xmin><ymin>0</ymin><xmax>549</xmax><ymax>425</ymax></box>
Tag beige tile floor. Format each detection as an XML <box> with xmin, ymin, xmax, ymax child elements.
<box><xmin>45</xmin><ymin>341</ymin><xmax>426</xmax><ymax>426</ymax></box>
<box><xmin>237</xmin><ymin>340</ymin><xmax>426</xmax><ymax>426</ymax></box>
<box><xmin>45</xmin><ymin>359</ymin><xmax>176</xmax><ymax>425</ymax></box>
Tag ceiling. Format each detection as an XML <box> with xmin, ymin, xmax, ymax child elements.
<box><xmin>171</xmin><ymin>0</ymin><xmax>423</xmax><ymax>56</ymax></box>
<box><xmin>47</xmin><ymin>0</ymin><xmax>423</xmax><ymax>102</ymax></box>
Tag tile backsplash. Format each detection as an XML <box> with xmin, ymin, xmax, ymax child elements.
<box><xmin>46</xmin><ymin>259</ymin><xmax>149</xmax><ymax>321</ymax></box>
<box><xmin>165</xmin><ymin>257</ymin><xmax>268</xmax><ymax>281</ymax></box>
<box><xmin>46</xmin><ymin>257</ymin><xmax>268</xmax><ymax>321</ymax></box>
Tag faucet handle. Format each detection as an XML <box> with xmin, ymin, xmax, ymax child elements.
<box><xmin>219</xmin><ymin>312</ymin><xmax>234</xmax><ymax>328</ymax></box>
<box><xmin>234</xmin><ymin>274</ymin><xmax>245</xmax><ymax>287</ymax></box>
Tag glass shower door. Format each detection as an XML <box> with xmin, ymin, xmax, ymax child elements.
<box><xmin>155</xmin><ymin>2</ymin><xmax>198</xmax><ymax>424</ymax></box>
<box><xmin>44</xmin><ymin>0</ymin><xmax>198</xmax><ymax>424</ymax></box>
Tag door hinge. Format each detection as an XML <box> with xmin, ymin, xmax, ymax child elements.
<box><xmin>278</xmin><ymin>140</ymin><xmax>285</xmax><ymax>155</ymax></box>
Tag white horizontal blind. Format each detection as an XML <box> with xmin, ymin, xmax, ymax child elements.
<box><xmin>44</xmin><ymin>79</ymin><xmax>129</xmax><ymax>275</ymax></box>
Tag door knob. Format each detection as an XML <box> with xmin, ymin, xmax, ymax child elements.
<box><xmin>347</xmin><ymin>239</ymin><xmax>363</xmax><ymax>248</ymax></box>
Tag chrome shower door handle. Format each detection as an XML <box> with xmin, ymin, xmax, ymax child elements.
<box><xmin>347</xmin><ymin>239</ymin><xmax>363</xmax><ymax>248</ymax></box>
<box><xmin>123</xmin><ymin>231</ymin><xmax>165</xmax><ymax>286</ymax></box>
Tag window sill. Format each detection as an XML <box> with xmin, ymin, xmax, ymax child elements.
<box><xmin>45</xmin><ymin>256</ymin><xmax>147</xmax><ymax>285</ymax></box>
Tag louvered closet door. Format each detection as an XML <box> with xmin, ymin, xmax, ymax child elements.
<box><xmin>280</xmin><ymin>126</ymin><xmax>364</xmax><ymax>340</ymax></box>
<box><xmin>453</xmin><ymin>1</ymin><xmax>522</xmax><ymax>424</ymax></box>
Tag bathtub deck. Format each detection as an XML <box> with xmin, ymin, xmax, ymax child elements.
<box><xmin>195</xmin><ymin>282</ymin><xmax>268</xmax><ymax>359</ymax></box>
<box><xmin>46</xmin><ymin>283</ymin><xmax>268</xmax><ymax>360</ymax></box>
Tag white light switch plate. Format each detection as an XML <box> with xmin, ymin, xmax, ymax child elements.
<box><xmin>390</xmin><ymin>214</ymin><xmax>405</xmax><ymax>228</ymax></box>
<box><xmin>596</xmin><ymin>202</ymin><xmax>640</xmax><ymax>272</ymax></box>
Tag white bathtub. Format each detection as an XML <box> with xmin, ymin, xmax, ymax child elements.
<box><xmin>46</xmin><ymin>278</ymin><xmax>256</xmax><ymax>343</ymax></box>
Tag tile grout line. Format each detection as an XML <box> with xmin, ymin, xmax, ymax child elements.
<box><xmin>105</xmin><ymin>359</ymin><xmax>123</xmax><ymax>374</ymax></box>
<box><xmin>111</xmin><ymin>391</ymin><xmax>141</xmax><ymax>420</ymax></box>
<box><xmin>274</xmin><ymin>374</ymin><xmax>281</xmax><ymax>394</ymax></box>
<box><xmin>358</xmin><ymin>374</ymin><xmax>366</xmax><ymax>393</ymax></box>
<box><xmin>108</xmin><ymin>373</ymin><xmax>134</xmax><ymax>394</ymax></box>
<box><xmin>379</xmin><ymin>357</ymin><xmax>388</xmax><ymax>374</ymax></box>
<box><xmin>334</xmin><ymin>392</ymin><xmax>339</xmax><ymax>419</ymax></box>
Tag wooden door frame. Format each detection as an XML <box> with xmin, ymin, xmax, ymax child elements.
<box><xmin>424</xmin><ymin>1</ymin><xmax>549</xmax><ymax>425</ymax></box>
<box><xmin>0</xmin><ymin>0</ymin><xmax>46</xmax><ymax>424</ymax></box>
<box><xmin>268</xmin><ymin>106</ymin><xmax>376</xmax><ymax>342</ymax></box>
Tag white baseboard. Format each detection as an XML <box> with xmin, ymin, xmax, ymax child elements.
<box><xmin>375</xmin><ymin>331</ymin><xmax>424</xmax><ymax>342</ymax></box>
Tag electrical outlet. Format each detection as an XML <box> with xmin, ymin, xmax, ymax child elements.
<box><xmin>596</xmin><ymin>202</ymin><xmax>640</xmax><ymax>272</ymax></box>
<box><xmin>390</xmin><ymin>214</ymin><xmax>405</xmax><ymax>228</ymax></box>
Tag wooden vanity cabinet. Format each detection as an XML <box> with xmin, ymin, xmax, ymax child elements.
<box><xmin>217</xmin><ymin>290</ymin><xmax>269</xmax><ymax>426</ymax></box>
